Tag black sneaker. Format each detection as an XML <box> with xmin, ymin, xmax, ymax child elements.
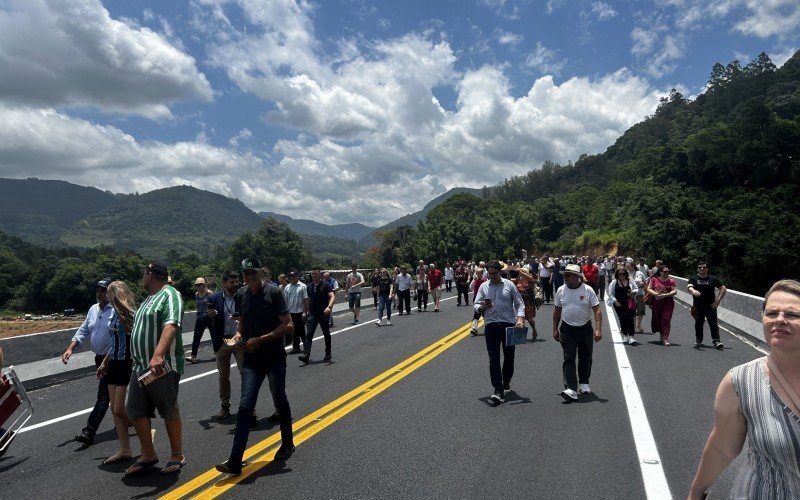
<box><xmin>250</xmin><ymin>415</ymin><xmax>258</xmax><ymax>429</ymax></box>
<box><xmin>489</xmin><ymin>391</ymin><xmax>505</xmax><ymax>405</ymax></box>
<box><xmin>714</xmin><ymin>341</ymin><xmax>724</xmax><ymax>350</ymax></box>
<box><xmin>215</xmin><ymin>459</ymin><xmax>243</xmax><ymax>476</ymax></box>
<box><xmin>323</xmin><ymin>353</ymin><xmax>332</xmax><ymax>361</ymax></box>
<box><xmin>298</xmin><ymin>354</ymin><xmax>310</xmax><ymax>364</ymax></box>
<box><xmin>503</xmin><ymin>382</ymin><xmax>511</xmax><ymax>391</ymax></box>
<box><xmin>274</xmin><ymin>443</ymin><xmax>295</xmax><ymax>460</ymax></box>
<box><xmin>694</xmin><ymin>341</ymin><xmax>702</xmax><ymax>347</ymax></box>
<box><xmin>266</xmin><ymin>411</ymin><xmax>280</xmax><ymax>423</ymax></box>
<box><xmin>74</xmin><ymin>430</ymin><xmax>94</xmax><ymax>446</ymax></box>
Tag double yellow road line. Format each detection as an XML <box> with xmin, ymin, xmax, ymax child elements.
<box><xmin>162</xmin><ymin>322</ymin><xmax>474</xmax><ymax>499</ymax></box>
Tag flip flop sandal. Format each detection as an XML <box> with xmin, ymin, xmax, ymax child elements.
<box><xmin>160</xmin><ymin>457</ymin><xmax>187</xmax><ymax>474</ymax></box>
<box><xmin>102</xmin><ymin>454</ymin><xmax>133</xmax><ymax>465</ymax></box>
<box><xmin>124</xmin><ymin>459</ymin><xmax>159</xmax><ymax>477</ymax></box>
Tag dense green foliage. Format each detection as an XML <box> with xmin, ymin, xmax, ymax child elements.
<box><xmin>373</xmin><ymin>52</ymin><xmax>800</xmax><ymax>295</ymax></box>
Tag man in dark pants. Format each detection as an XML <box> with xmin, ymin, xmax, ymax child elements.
<box><xmin>216</xmin><ymin>257</ymin><xmax>295</xmax><ymax>476</ymax></box>
<box><xmin>455</xmin><ymin>260</ymin><xmax>470</xmax><ymax>306</ymax></box>
<box><xmin>282</xmin><ymin>270</ymin><xmax>308</xmax><ymax>353</ymax></box>
<box><xmin>474</xmin><ymin>261</ymin><xmax>525</xmax><ymax>405</ymax></box>
<box><xmin>688</xmin><ymin>261</ymin><xmax>727</xmax><ymax>349</ymax></box>
<box><xmin>553</xmin><ymin>264</ymin><xmax>602</xmax><ymax>401</ymax></box>
<box><xmin>299</xmin><ymin>267</ymin><xmax>335</xmax><ymax>364</ymax></box>
<box><xmin>61</xmin><ymin>277</ymin><xmax>114</xmax><ymax>446</ymax></box>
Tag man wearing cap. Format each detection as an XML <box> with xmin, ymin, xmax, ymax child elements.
<box><xmin>474</xmin><ymin>260</ymin><xmax>525</xmax><ymax>405</ymax></box>
<box><xmin>207</xmin><ymin>271</ymin><xmax>243</xmax><ymax>419</ymax></box>
<box><xmin>125</xmin><ymin>261</ymin><xmax>186</xmax><ymax>476</ymax></box>
<box><xmin>345</xmin><ymin>265</ymin><xmax>365</xmax><ymax>325</ymax></box>
<box><xmin>61</xmin><ymin>277</ymin><xmax>115</xmax><ymax>446</ymax></box>
<box><xmin>215</xmin><ymin>257</ymin><xmax>295</xmax><ymax>475</ymax></box>
<box><xmin>553</xmin><ymin>263</ymin><xmax>603</xmax><ymax>401</ymax></box>
<box><xmin>186</xmin><ymin>277</ymin><xmax>212</xmax><ymax>364</ymax></box>
<box><xmin>283</xmin><ymin>269</ymin><xmax>308</xmax><ymax>353</ymax></box>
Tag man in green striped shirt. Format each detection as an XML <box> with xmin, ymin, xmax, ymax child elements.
<box><xmin>124</xmin><ymin>261</ymin><xmax>187</xmax><ymax>476</ymax></box>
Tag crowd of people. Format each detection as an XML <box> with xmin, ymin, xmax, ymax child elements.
<box><xmin>38</xmin><ymin>251</ymin><xmax>799</xmax><ymax>496</ymax></box>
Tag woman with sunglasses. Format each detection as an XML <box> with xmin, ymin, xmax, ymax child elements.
<box><xmin>646</xmin><ymin>265</ymin><xmax>677</xmax><ymax>345</ymax></box>
<box><xmin>375</xmin><ymin>268</ymin><xmax>395</xmax><ymax>326</ymax></box>
<box><xmin>607</xmin><ymin>266</ymin><xmax>639</xmax><ymax>345</ymax></box>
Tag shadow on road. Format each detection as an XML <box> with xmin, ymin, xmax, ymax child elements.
<box><xmin>122</xmin><ymin>466</ymin><xmax>181</xmax><ymax>499</ymax></box>
<box><xmin>0</xmin><ymin>456</ymin><xmax>29</xmax><ymax>473</ymax></box>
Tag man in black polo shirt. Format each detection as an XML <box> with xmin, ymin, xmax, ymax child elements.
<box><xmin>299</xmin><ymin>267</ymin><xmax>335</xmax><ymax>365</ymax></box>
<box><xmin>216</xmin><ymin>257</ymin><xmax>294</xmax><ymax>476</ymax></box>
<box><xmin>687</xmin><ymin>261</ymin><xmax>727</xmax><ymax>349</ymax></box>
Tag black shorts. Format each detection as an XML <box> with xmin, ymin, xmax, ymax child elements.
<box><xmin>126</xmin><ymin>370</ymin><xmax>180</xmax><ymax>420</ymax></box>
<box><xmin>106</xmin><ymin>358</ymin><xmax>132</xmax><ymax>386</ymax></box>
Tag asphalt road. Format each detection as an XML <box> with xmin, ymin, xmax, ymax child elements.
<box><xmin>0</xmin><ymin>290</ymin><xmax>763</xmax><ymax>499</ymax></box>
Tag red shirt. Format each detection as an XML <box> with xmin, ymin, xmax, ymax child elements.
<box><xmin>427</xmin><ymin>269</ymin><xmax>443</xmax><ymax>288</ymax></box>
<box><xmin>472</xmin><ymin>276</ymin><xmax>487</xmax><ymax>297</ymax></box>
<box><xmin>582</xmin><ymin>264</ymin><xmax>599</xmax><ymax>285</ymax></box>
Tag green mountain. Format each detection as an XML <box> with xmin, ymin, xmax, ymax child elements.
<box><xmin>359</xmin><ymin>187</ymin><xmax>482</xmax><ymax>246</ymax></box>
<box><xmin>61</xmin><ymin>185</ymin><xmax>264</xmax><ymax>258</ymax></box>
<box><xmin>371</xmin><ymin>51</ymin><xmax>800</xmax><ymax>295</ymax></box>
<box><xmin>259</xmin><ymin>211</ymin><xmax>374</xmax><ymax>241</ymax></box>
<box><xmin>0</xmin><ymin>178</ymin><xmax>121</xmax><ymax>246</ymax></box>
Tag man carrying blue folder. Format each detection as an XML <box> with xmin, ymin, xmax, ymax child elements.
<box><xmin>475</xmin><ymin>260</ymin><xmax>525</xmax><ymax>405</ymax></box>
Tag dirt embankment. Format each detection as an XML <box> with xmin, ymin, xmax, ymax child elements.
<box><xmin>0</xmin><ymin>320</ymin><xmax>84</xmax><ymax>339</ymax></box>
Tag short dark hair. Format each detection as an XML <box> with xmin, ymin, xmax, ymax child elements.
<box><xmin>311</xmin><ymin>266</ymin><xmax>322</xmax><ymax>272</ymax></box>
<box><xmin>487</xmin><ymin>260</ymin><xmax>502</xmax><ymax>271</ymax></box>
<box><xmin>222</xmin><ymin>270</ymin><xmax>238</xmax><ymax>282</ymax></box>
<box><xmin>697</xmin><ymin>261</ymin><xmax>707</xmax><ymax>267</ymax></box>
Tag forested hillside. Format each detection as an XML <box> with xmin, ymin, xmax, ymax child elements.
<box><xmin>371</xmin><ymin>52</ymin><xmax>800</xmax><ymax>295</ymax></box>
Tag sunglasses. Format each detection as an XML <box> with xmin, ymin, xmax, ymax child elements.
<box><xmin>697</xmin><ymin>266</ymin><xmax>707</xmax><ymax>269</ymax></box>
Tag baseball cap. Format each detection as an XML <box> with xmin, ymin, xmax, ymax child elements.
<box><xmin>193</xmin><ymin>277</ymin><xmax>206</xmax><ymax>285</ymax></box>
<box><xmin>144</xmin><ymin>261</ymin><xmax>169</xmax><ymax>278</ymax></box>
<box><xmin>241</xmin><ymin>257</ymin><xmax>262</xmax><ymax>272</ymax></box>
<box><xmin>96</xmin><ymin>277</ymin><xmax>112</xmax><ymax>289</ymax></box>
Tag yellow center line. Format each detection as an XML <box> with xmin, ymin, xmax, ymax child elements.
<box><xmin>162</xmin><ymin>321</ymin><xmax>475</xmax><ymax>500</ymax></box>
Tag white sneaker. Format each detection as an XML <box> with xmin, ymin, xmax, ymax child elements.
<box><xmin>386</xmin><ymin>319</ymin><xmax>392</xmax><ymax>326</ymax></box>
<box><xmin>375</xmin><ymin>319</ymin><xmax>381</xmax><ymax>326</ymax></box>
<box><xmin>561</xmin><ymin>389</ymin><xmax>578</xmax><ymax>401</ymax></box>
<box><xmin>623</xmin><ymin>335</ymin><xmax>629</xmax><ymax>344</ymax></box>
<box><xmin>629</xmin><ymin>337</ymin><xmax>638</xmax><ymax>345</ymax></box>
<box><xmin>579</xmin><ymin>384</ymin><xmax>592</xmax><ymax>394</ymax></box>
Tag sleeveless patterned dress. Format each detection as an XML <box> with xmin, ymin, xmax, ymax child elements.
<box><xmin>729</xmin><ymin>357</ymin><xmax>800</xmax><ymax>499</ymax></box>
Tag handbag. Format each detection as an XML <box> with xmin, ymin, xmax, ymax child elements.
<box><xmin>533</xmin><ymin>285</ymin><xmax>544</xmax><ymax>308</ymax></box>
<box><xmin>690</xmin><ymin>305</ymin><xmax>698</xmax><ymax>319</ymax></box>
<box><xmin>627</xmin><ymin>296</ymin><xmax>637</xmax><ymax>311</ymax></box>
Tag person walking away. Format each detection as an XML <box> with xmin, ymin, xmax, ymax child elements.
<box><xmin>95</xmin><ymin>280</ymin><xmax>136</xmax><ymax>464</ymax></box>
<box><xmin>553</xmin><ymin>264</ymin><xmax>602</xmax><ymax>401</ymax></box>
<box><xmin>630</xmin><ymin>260</ymin><xmax>647</xmax><ymax>334</ymax></box>
<box><xmin>607</xmin><ymin>267</ymin><xmax>638</xmax><ymax>345</ymax></box>
<box><xmin>444</xmin><ymin>263</ymin><xmax>454</xmax><ymax>292</ymax></box>
<box><xmin>515</xmin><ymin>267</ymin><xmax>540</xmax><ymax>340</ymax></box>
<box><xmin>539</xmin><ymin>253</ymin><xmax>554</xmax><ymax>304</ymax></box>
<box><xmin>299</xmin><ymin>267</ymin><xmax>335</xmax><ymax>364</ymax></box>
<box><xmin>374</xmin><ymin>269</ymin><xmax>395</xmax><ymax>326</ymax></box>
<box><xmin>395</xmin><ymin>267</ymin><xmax>412</xmax><ymax>315</ymax></box>
<box><xmin>689</xmin><ymin>279</ymin><xmax>800</xmax><ymax>499</ymax></box>
<box><xmin>428</xmin><ymin>263</ymin><xmax>443</xmax><ymax>312</ymax></box>
<box><xmin>416</xmin><ymin>266</ymin><xmax>429</xmax><ymax>311</ymax></box>
<box><xmin>474</xmin><ymin>261</ymin><xmax>525</xmax><ymax>405</ymax></box>
<box><xmin>345</xmin><ymin>266</ymin><xmax>365</xmax><ymax>325</ymax></box>
<box><xmin>688</xmin><ymin>261</ymin><xmax>728</xmax><ymax>349</ymax></box>
<box><xmin>455</xmin><ymin>260</ymin><xmax>471</xmax><ymax>306</ymax></box>
<box><xmin>647</xmin><ymin>265</ymin><xmax>677</xmax><ymax>346</ymax></box>
<box><xmin>186</xmin><ymin>278</ymin><xmax>212</xmax><ymax>364</ymax></box>
<box><xmin>469</xmin><ymin>267</ymin><xmax>487</xmax><ymax>335</ymax></box>
<box><xmin>282</xmin><ymin>270</ymin><xmax>308</xmax><ymax>354</ymax></box>
<box><xmin>552</xmin><ymin>258</ymin><xmax>565</xmax><ymax>298</ymax></box>
<box><xmin>207</xmin><ymin>271</ymin><xmax>246</xmax><ymax>420</ymax></box>
<box><xmin>371</xmin><ymin>268</ymin><xmax>380</xmax><ymax>309</ymax></box>
<box><xmin>215</xmin><ymin>257</ymin><xmax>295</xmax><ymax>476</ymax></box>
<box><xmin>124</xmin><ymin>262</ymin><xmax>186</xmax><ymax>476</ymax></box>
<box><xmin>61</xmin><ymin>277</ymin><xmax>115</xmax><ymax>447</ymax></box>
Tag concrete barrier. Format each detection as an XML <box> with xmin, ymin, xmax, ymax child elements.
<box><xmin>672</xmin><ymin>276</ymin><xmax>766</xmax><ymax>349</ymax></box>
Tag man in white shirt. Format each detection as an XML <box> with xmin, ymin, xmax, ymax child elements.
<box><xmin>444</xmin><ymin>263</ymin><xmax>454</xmax><ymax>292</ymax></box>
<box><xmin>538</xmin><ymin>253</ymin><xmax>554</xmax><ymax>304</ymax></box>
<box><xmin>395</xmin><ymin>268</ymin><xmax>413</xmax><ymax>315</ymax></box>
<box><xmin>553</xmin><ymin>264</ymin><xmax>602</xmax><ymax>401</ymax></box>
<box><xmin>474</xmin><ymin>261</ymin><xmax>525</xmax><ymax>405</ymax></box>
<box><xmin>282</xmin><ymin>270</ymin><xmax>309</xmax><ymax>353</ymax></box>
<box><xmin>345</xmin><ymin>266</ymin><xmax>365</xmax><ymax>325</ymax></box>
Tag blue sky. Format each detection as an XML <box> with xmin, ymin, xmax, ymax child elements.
<box><xmin>0</xmin><ymin>0</ymin><xmax>797</xmax><ymax>226</ymax></box>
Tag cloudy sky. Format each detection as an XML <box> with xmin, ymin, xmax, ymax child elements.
<box><xmin>0</xmin><ymin>0</ymin><xmax>797</xmax><ymax>226</ymax></box>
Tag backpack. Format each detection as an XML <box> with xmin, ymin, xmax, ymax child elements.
<box><xmin>533</xmin><ymin>285</ymin><xmax>544</xmax><ymax>308</ymax></box>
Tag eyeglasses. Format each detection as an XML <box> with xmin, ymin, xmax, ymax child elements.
<box><xmin>697</xmin><ymin>266</ymin><xmax>707</xmax><ymax>269</ymax></box>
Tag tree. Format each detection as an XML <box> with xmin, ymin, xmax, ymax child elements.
<box><xmin>227</xmin><ymin>218</ymin><xmax>311</xmax><ymax>275</ymax></box>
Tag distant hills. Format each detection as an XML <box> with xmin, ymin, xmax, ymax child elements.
<box><xmin>0</xmin><ymin>178</ymin><xmax>480</xmax><ymax>259</ymax></box>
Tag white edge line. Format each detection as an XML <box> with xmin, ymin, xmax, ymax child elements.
<box><xmin>604</xmin><ymin>301</ymin><xmax>673</xmax><ymax>500</ymax></box>
<box><xmin>20</xmin><ymin>295</ymin><xmax>459</xmax><ymax>433</ymax></box>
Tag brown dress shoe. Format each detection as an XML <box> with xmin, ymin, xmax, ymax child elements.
<box><xmin>215</xmin><ymin>406</ymin><xmax>231</xmax><ymax>419</ymax></box>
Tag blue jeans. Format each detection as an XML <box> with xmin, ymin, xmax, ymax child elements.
<box><xmin>84</xmin><ymin>355</ymin><xmax>110</xmax><ymax>435</ymax></box>
<box><xmin>378</xmin><ymin>294</ymin><xmax>392</xmax><ymax>320</ymax></box>
<box><xmin>305</xmin><ymin>312</ymin><xmax>331</xmax><ymax>356</ymax></box>
<box><xmin>230</xmin><ymin>360</ymin><xmax>293</xmax><ymax>463</ymax></box>
<box><xmin>484</xmin><ymin>322</ymin><xmax>515</xmax><ymax>393</ymax></box>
